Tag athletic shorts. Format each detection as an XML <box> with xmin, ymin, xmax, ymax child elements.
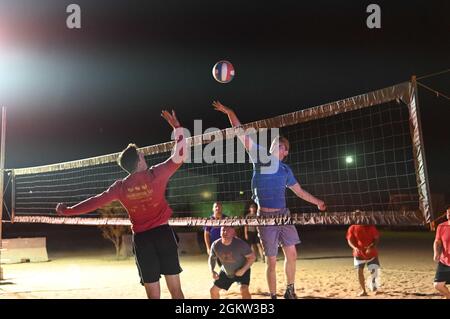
<box><xmin>214</xmin><ymin>269</ymin><xmax>251</xmax><ymax>290</ymax></box>
<box><xmin>246</xmin><ymin>231</ymin><xmax>260</xmax><ymax>245</ymax></box>
<box><xmin>132</xmin><ymin>224</ymin><xmax>182</xmax><ymax>284</ymax></box>
<box><xmin>257</xmin><ymin>208</ymin><xmax>300</xmax><ymax>257</ymax></box>
<box><xmin>434</xmin><ymin>262</ymin><xmax>450</xmax><ymax>284</ymax></box>
<box><xmin>354</xmin><ymin>256</ymin><xmax>380</xmax><ymax>269</ymax></box>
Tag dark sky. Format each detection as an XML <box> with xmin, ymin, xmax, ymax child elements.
<box><xmin>0</xmin><ymin>0</ymin><xmax>449</xmax><ymax>194</ymax></box>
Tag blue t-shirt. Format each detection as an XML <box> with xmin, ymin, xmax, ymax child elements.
<box><xmin>204</xmin><ymin>215</ymin><xmax>228</xmax><ymax>243</ymax></box>
<box><xmin>249</xmin><ymin>144</ymin><xmax>298</xmax><ymax>209</ymax></box>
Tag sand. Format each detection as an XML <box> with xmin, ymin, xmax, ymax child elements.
<box><xmin>0</xmin><ymin>229</ymin><xmax>444</xmax><ymax>299</ymax></box>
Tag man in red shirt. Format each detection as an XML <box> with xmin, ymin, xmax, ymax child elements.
<box><xmin>56</xmin><ymin>110</ymin><xmax>186</xmax><ymax>299</ymax></box>
<box><xmin>433</xmin><ymin>206</ymin><xmax>450</xmax><ymax>299</ymax></box>
<box><xmin>346</xmin><ymin>224</ymin><xmax>380</xmax><ymax>296</ymax></box>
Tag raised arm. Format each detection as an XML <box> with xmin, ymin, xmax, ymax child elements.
<box><xmin>153</xmin><ymin>110</ymin><xmax>187</xmax><ymax>176</ymax></box>
<box><xmin>289</xmin><ymin>183</ymin><xmax>326</xmax><ymax>211</ymax></box>
<box><xmin>56</xmin><ymin>181</ymin><xmax>120</xmax><ymax>216</ymax></box>
<box><xmin>212</xmin><ymin>101</ymin><xmax>256</xmax><ymax>152</ymax></box>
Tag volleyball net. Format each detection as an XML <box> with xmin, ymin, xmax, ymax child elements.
<box><xmin>3</xmin><ymin>80</ymin><xmax>432</xmax><ymax>226</ymax></box>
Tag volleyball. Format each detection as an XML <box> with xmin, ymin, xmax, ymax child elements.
<box><xmin>212</xmin><ymin>60</ymin><xmax>235</xmax><ymax>83</ymax></box>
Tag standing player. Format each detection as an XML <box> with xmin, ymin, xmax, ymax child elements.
<box><xmin>204</xmin><ymin>202</ymin><xmax>227</xmax><ymax>255</ymax></box>
<box><xmin>433</xmin><ymin>206</ymin><xmax>450</xmax><ymax>299</ymax></box>
<box><xmin>346</xmin><ymin>224</ymin><xmax>381</xmax><ymax>296</ymax></box>
<box><xmin>213</xmin><ymin>101</ymin><xmax>326</xmax><ymax>299</ymax></box>
<box><xmin>56</xmin><ymin>110</ymin><xmax>186</xmax><ymax>299</ymax></box>
<box><xmin>244</xmin><ymin>202</ymin><xmax>265</xmax><ymax>262</ymax></box>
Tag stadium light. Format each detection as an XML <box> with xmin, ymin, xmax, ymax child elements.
<box><xmin>345</xmin><ymin>155</ymin><xmax>354</xmax><ymax>164</ymax></box>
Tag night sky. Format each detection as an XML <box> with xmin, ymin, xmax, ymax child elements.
<box><xmin>0</xmin><ymin>0</ymin><xmax>449</xmax><ymax>197</ymax></box>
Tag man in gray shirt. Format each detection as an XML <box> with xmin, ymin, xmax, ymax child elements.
<box><xmin>209</xmin><ymin>226</ymin><xmax>256</xmax><ymax>299</ymax></box>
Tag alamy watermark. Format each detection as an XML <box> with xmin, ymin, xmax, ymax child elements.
<box><xmin>366</xmin><ymin>4</ymin><xmax>381</xmax><ymax>29</ymax></box>
<box><xmin>169</xmin><ymin>121</ymin><xmax>282</xmax><ymax>174</ymax></box>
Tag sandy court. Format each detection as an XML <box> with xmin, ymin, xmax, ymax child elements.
<box><xmin>0</xmin><ymin>229</ymin><xmax>443</xmax><ymax>299</ymax></box>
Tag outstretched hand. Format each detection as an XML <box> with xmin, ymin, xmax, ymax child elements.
<box><xmin>212</xmin><ymin>101</ymin><xmax>233</xmax><ymax>115</ymax></box>
<box><xmin>161</xmin><ymin>109</ymin><xmax>181</xmax><ymax>129</ymax></box>
<box><xmin>318</xmin><ymin>201</ymin><xmax>327</xmax><ymax>212</ymax></box>
<box><xmin>56</xmin><ymin>203</ymin><xmax>68</xmax><ymax>215</ymax></box>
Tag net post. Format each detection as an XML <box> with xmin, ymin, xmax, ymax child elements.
<box><xmin>11</xmin><ymin>169</ymin><xmax>15</xmax><ymax>223</ymax></box>
<box><xmin>0</xmin><ymin>107</ymin><xmax>6</xmax><ymax>280</ymax></box>
<box><xmin>409</xmin><ymin>75</ymin><xmax>434</xmax><ymax>226</ymax></box>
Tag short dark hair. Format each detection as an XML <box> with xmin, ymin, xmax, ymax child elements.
<box><xmin>117</xmin><ymin>143</ymin><xmax>140</xmax><ymax>173</ymax></box>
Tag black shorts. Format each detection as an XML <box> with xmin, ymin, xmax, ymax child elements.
<box><xmin>214</xmin><ymin>269</ymin><xmax>251</xmax><ymax>290</ymax></box>
<box><xmin>133</xmin><ymin>224</ymin><xmax>182</xmax><ymax>284</ymax></box>
<box><xmin>246</xmin><ymin>231</ymin><xmax>260</xmax><ymax>245</ymax></box>
<box><xmin>434</xmin><ymin>262</ymin><xmax>450</xmax><ymax>284</ymax></box>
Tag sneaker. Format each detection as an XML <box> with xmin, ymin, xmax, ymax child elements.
<box><xmin>283</xmin><ymin>287</ymin><xmax>297</xmax><ymax>299</ymax></box>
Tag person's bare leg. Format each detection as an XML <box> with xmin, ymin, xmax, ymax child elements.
<box><xmin>144</xmin><ymin>282</ymin><xmax>161</xmax><ymax>299</ymax></box>
<box><xmin>282</xmin><ymin>245</ymin><xmax>297</xmax><ymax>286</ymax></box>
<box><xmin>434</xmin><ymin>282</ymin><xmax>450</xmax><ymax>299</ymax></box>
<box><xmin>368</xmin><ymin>267</ymin><xmax>381</xmax><ymax>294</ymax></box>
<box><xmin>210</xmin><ymin>285</ymin><xmax>221</xmax><ymax>299</ymax></box>
<box><xmin>266</xmin><ymin>256</ymin><xmax>277</xmax><ymax>296</ymax></box>
<box><xmin>357</xmin><ymin>267</ymin><xmax>367</xmax><ymax>296</ymax></box>
<box><xmin>250</xmin><ymin>244</ymin><xmax>258</xmax><ymax>261</ymax></box>
<box><xmin>240</xmin><ymin>285</ymin><xmax>251</xmax><ymax>299</ymax></box>
<box><xmin>257</xmin><ymin>244</ymin><xmax>265</xmax><ymax>262</ymax></box>
<box><xmin>164</xmin><ymin>274</ymin><xmax>184</xmax><ymax>299</ymax></box>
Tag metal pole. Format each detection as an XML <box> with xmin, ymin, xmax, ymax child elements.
<box><xmin>11</xmin><ymin>169</ymin><xmax>15</xmax><ymax>223</ymax></box>
<box><xmin>410</xmin><ymin>76</ymin><xmax>434</xmax><ymax>227</ymax></box>
<box><xmin>0</xmin><ymin>107</ymin><xmax>6</xmax><ymax>280</ymax></box>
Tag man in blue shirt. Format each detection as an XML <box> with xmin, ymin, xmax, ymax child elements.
<box><xmin>213</xmin><ymin>101</ymin><xmax>326</xmax><ymax>299</ymax></box>
<box><xmin>204</xmin><ymin>202</ymin><xmax>227</xmax><ymax>255</ymax></box>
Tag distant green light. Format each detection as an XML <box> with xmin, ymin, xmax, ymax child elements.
<box><xmin>239</xmin><ymin>191</ymin><xmax>244</xmax><ymax>195</ymax></box>
<box><xmin>201</xmin><ymin>191</ymin><xmax>212</xmax><ymax>199</ymax></box>
<box><xmin>345</xmin><ymin>156</ymin><xmax>354</xmax><ymax>164</ymax></box>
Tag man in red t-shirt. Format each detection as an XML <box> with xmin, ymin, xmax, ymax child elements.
<box><xmin>433</xmin><ymin>206</ymin><xmax>450</xmax><ymax>299</ymax></box>
<box><xmin>346</xmin><ymin>224</ymin><xmax>380</xmax><ymax>296</ymax></box>
<box><xmin>56</xmin><ymin>110</ymin><xmax>186</xmax><ymax>299</ymax></box>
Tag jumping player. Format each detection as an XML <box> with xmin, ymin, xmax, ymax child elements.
<box><xmin>213</xmin><ymin>100</ymin><xmax>326</xmax><ymax>299</ymax></box>
<box><xmin>56</xmin><ymin>110</ymin><xmax>186</xmax><ymax>299</ymax></box>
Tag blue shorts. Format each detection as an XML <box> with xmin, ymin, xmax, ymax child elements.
<box><xmin>257</xmin><ymin>208</ymin><xmax>300</xmax><ymax>257</ymax></box>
